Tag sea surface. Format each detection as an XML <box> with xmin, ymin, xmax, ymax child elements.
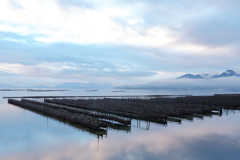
<box><xmin>0</xmin><ymin>89</ymin><xmax>240</xmax><ymax>160</ymax></box>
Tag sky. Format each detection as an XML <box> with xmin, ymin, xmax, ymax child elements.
<box><xmin>0</xmin><ymin>0</ymin><xmax>240</xmax><ymax>86</ymax></box>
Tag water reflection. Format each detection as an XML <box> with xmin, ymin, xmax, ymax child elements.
<box><xmin>1</xmin><ymin>114</ymin><xmax>240</xmax><ymax>160</ymax></box>
<box><xmin>1</xmin><ymin>92</ymin><xmax>240</xmax><ymax>160</ymax></box>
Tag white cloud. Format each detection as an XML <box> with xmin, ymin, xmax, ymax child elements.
<box><xmin>0</xmin><ymin>62</ymin><xmax>72</xmax><ymax>76</ymax></box>
<box><xmin>0</xmin><ymin>0</ymin><xmax>180</xmax><ymax>47</ymax></box>
<box><xmin>0</xmin><ymin>62</ymin><xmax>156</xmax><ymax>84</ymax></box>
<box><xmin>1</xmin><ymin>0</ymin><xmax>236</xmax><ymax>54</ymax></box>
<box><xmin>128</xmin><ymin>18</ymin><xmax>144</xmax><ymax>25</ymax></box>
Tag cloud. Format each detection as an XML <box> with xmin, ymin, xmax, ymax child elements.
<box><xmin>0</xmin><ymin>61</ymin><xmax>157</xmax><ymax>80</ymax></box>
<box><xmin>57</xmin><ymin>0</ymin><xmax>94</xmax><ymax>9</ymax></box>
<box><xmin>1</xmin><ymin>0</ymin><xmax>239</xmax><ymax>48</ymax></box>
<box><xmin>180</xmin><ymin>5</ymin><xmax>240</xmax><ymax>47</ymax></box>
<box><xmin>141</xmin><ymin>76</ymin><xmax>240</xmax><ymax>91</ymax></box>
<box><xmin>1</xmin><ymin>31</ymin><xmax>240</xmax><ymax>86</ymax></box>
<box><xmin>0</xmin><ymin>0</ymin><xmax>240</xmax><ymax>85</ymax></box>
<box><xmin>0</xmin><ymin>0</ymin><xmax>178</xmax><ymax>47</ymax></box>
<box><xmin>7</xmin><ymin>0</ymin><xmax>25</xmax><ymax>10</ymax></box>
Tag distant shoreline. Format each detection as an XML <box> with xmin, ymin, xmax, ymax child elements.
<box><xmin>0</xmin><ymin>89</ymin><xmax>70</xmax><ymax>92</ymax></box>
<box><xmin>112</xmin><ymin>90</ymin><xmax>125</xmax><ymax>92</ymax></box>
<box><xmin>0</xmin><ymin>89</ymin><xmax>26</xmax><ymax>91</ymax></box>
<box><xmin>27</xmin><ymin>89</ymin><xmax>70</xmax><ymax>92</ymax></box>
<box><xmin>85</xmin><ymin>90</ymin><xmax>99</xmax><ymax>92</ymax></box>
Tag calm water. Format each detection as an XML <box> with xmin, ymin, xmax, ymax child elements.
<box><xmin>1</xmin><ymin>89</ymin><xmax>240</xmax><ymax>160</ymax></box>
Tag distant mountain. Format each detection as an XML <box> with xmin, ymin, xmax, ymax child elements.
<box><xmin>177</xmin><ymin>74</ymin><xmax>204</xmax><ymax>79</ymax></box>
<box><xmin>115</xmin><ymin>85</ymin><xmax>144</xmax><ymax>89</ymax></box>
<box><xmin>212</xmin><ymin>70</ymin><xmax>240</xmax><ymax>78</ymax></box>
<box><xmin>30</xmin><ymin>85</ymin><xmax>50</xmax><ymax>88</ymax></box>
<box><xmin>177</xmin><ymin>70</ymin><xmax>240</xmax><ymax>79</ymax></box>
<box><xmin>54</xmin><ymin>82</ymin><xmax>114</xmax><ymax>89</ymax></box>
<box><xmin>115</xmin><ymin>69</ymin><xmax>240</xmax><ymax>90</ymax></box>
<box><xmin>115</xmin><ymin>82</ymin><xmax>201</xmax><ymax>90</ymax></box>
<box><xmin>0</xmin><ymin>83</ymin><xmax>18</xmax><ymax>88</ymax></box>
<box><xmin>0</xmin><ymin>82</ymin><xmax>114</xmax><ymax>89</ymax></box>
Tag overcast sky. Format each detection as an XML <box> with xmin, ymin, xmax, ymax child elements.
<box><xmin>0</xmin><ymin>0</ymin><xmax>240</xmax><ymax>86</ymax></box>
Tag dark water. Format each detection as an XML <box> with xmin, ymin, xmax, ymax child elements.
<box><xmin>1</xmin><ymin>89</ymin><xmax>240</xmax><ymax>160</ymax></box>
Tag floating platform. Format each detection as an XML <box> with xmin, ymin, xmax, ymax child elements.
<box><xmin>7</xmin><ymin>94</ymin><xmax>240</xmax><ymax>133</ymax></box>
<box><xmin>8</xmin><ymin>99</ymin><xmax>107</xmax><ymax>131</ymax></box>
